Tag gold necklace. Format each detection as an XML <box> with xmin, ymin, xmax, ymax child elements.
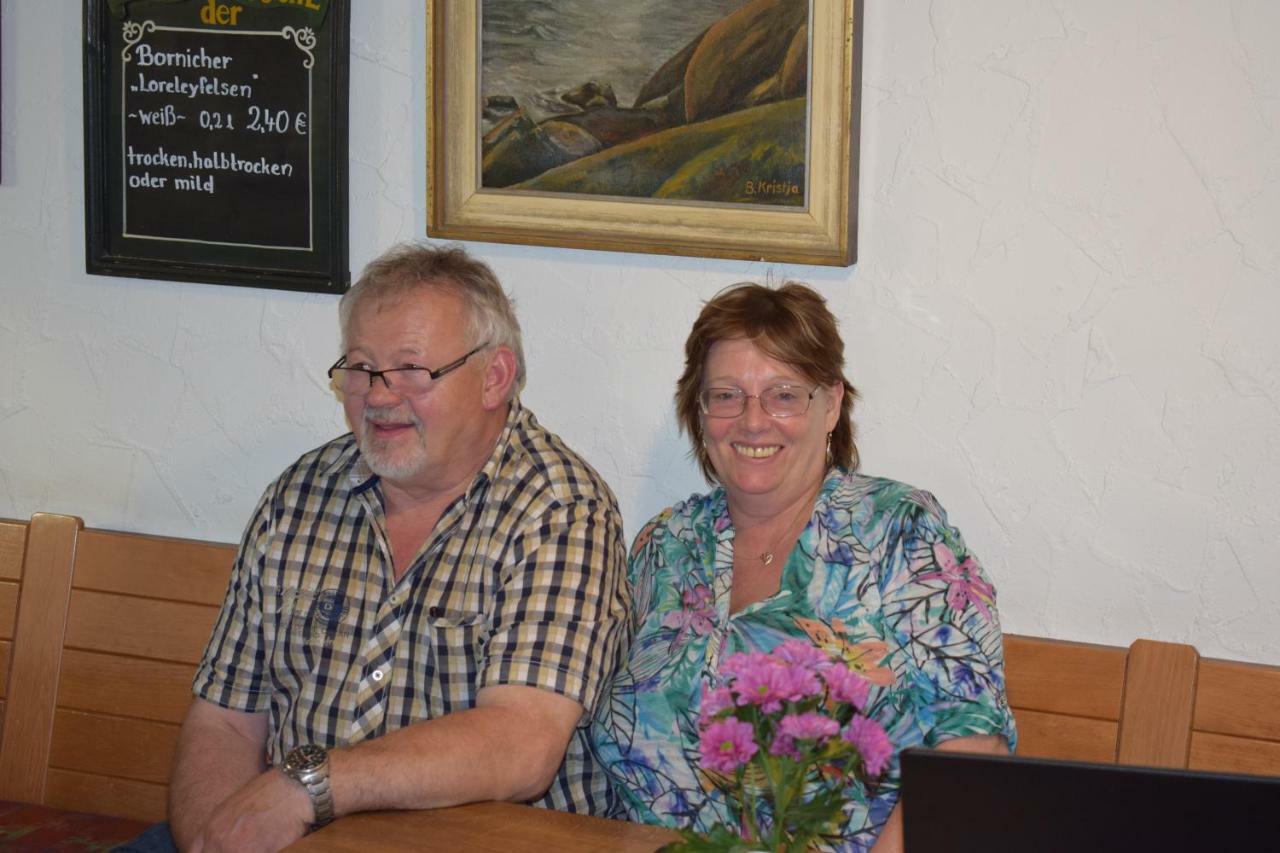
<box><xmin>755</xmin><ymin>500</ymin><xmax>813</xmax><ymax>566</ymax></box>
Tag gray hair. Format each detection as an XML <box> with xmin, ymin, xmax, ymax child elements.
<box><xmin>339</xmin><ymin>242</ymin><xmax>526</xmax><ymax>398</ymax></box>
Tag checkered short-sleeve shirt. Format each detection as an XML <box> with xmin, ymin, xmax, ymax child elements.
<box><xmin>193</xmin><ymin>402</ymin><xmax>630</xmax><ymax>813</ymax></box>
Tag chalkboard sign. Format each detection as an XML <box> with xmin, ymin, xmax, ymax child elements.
<box><xmin>83</xmin><ymin>0</ymin><xmax>349</xmax><ymax>293</ymax></box>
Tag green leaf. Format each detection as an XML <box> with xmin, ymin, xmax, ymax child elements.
<box><xmin>660</xmin><ymin>823</ymin><xmax>759</xmax><ymax>852</ymax></box>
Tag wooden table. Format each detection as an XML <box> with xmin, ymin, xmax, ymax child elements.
<box><xmin>289</xmin><ymin>801</ymin><xmax>680</xmax><ymax>852</ymax></box>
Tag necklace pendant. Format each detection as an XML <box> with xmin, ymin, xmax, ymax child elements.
<box><xmin>760</xmin><ymin>552</ymin><xmax>774</xmax><ymax>566</ymax></box>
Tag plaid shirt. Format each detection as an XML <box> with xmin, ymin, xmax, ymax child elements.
<box><xmin>194</xmin><ymin>402</ymin><xmax>630</xmax><ymax>812</ymax></box>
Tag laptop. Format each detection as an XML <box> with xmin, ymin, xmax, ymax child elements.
<box><xmin>900</xmin><ymin>748</ymin><xmax>1278</xmax><ymax>852</ymax></box>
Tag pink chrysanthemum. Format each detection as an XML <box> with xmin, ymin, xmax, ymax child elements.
<box><xmin>770</xmin><ymin>712</ymin><xmax>840</xmax><ymax>759</ymax></box>
<box><xmin>843</xmin><ymin>716</ymin><xmax>893</xmax><ymax>776</ymax></box>
<box><xmin>720</xmin><ymin>651</ymin><xmax>772</xmax><ymax>679</ymax></box>
<box><xmin>699</xmin><ymin>685</ymin><xmax>736</xmax><ymax>724</ymax></box>
<box><xmin>700</xmin><ymin>717</ymin><xmax>758</xmax><ymax>773</ymax></box>
<box><xmin>773</xmin><ymin>639</ymin><xmax>832</xmax><ymax>671</ymax></box>
<box><xmin>821</xmin><ymin>663</ymin><xmax>871</xmax><ymax>710</ymax></box>
<box><xmin>730</xmin><ymin>657</ymin><xmax>821</xmax><ymax>713</ymax></box>
<box><xmin>778</xmin><ymin>711</ymin><xmax>841</xmax><ymax>741</ymax></box>
<box><xmin>769</xmin><ymin>733</ymin><xmax>802</xmax><ymax>759</ymax></box>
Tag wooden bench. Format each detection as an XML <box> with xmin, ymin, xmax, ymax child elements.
<box><xmin>1007</xmin><ymin>633</ymin><xmax>1280</xmax><ymax>776</ymax></box>
<box><xmin>0</xmin><ymin>513</ymin><xmax>235</xmax><ymax>823</ymax></box>
<box><xmin>0</xmin><ymin>511</ymin><xmax>1276</xmax><ymax>830</ymax></box>
<box><xmin>1189</xmin><ymin>655</ymin><xmax>1280</xmax><ymax>776</ymax></box>
<box><xmin>1006</xmin><ymin>635</ymin><xmax>1200</xmax><ymax>767</ymax></box>
<box><xmin>0</xmin><ymin>518</ymin><xmax>28</xmax><ymax>742</ymax></box>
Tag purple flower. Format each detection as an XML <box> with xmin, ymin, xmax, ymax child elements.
<box><xmin>770</xmin><ymin>711</ymin><xmax>840</xmax><ymax>759</ymax></box>
<box><xmin>662</xmin><ymin>583</ymin><xmax>717</xmax><ymax>644</ymax></box>
<box><xmin>782</xmin><ymin>664</ymin><xmax>823</xmax><ymax>703</ymax></box>
<box><xmin>731</xmin><ymin>664</ymin><xmax>791</xmax><ymax>713</ymax></box>
<box><xmin>843</xmin><ymin>716</ymin><xmax>894</xmax><ymax>776</ymax></box>
<box><xmin>769</xmin><ymin>733</ymin><xmax>802</xmax><ymax>760</ymax></box>
<box><xmin>700</xmin><ymin>717</ymin><xmax>759</xmax><ymax>773</ymax></box>
<box><xmin>916</xmin><ymin>543</ymin><xmax>996</xmax><ymax>621</ymax></box>
<box><xmin>727</xmin><ymin>656</ymin><xmax>821</xmax><ymax>713</ymax></box>
<box><xmin>721</xmin><ymin>651</ymin><xmax>772</xmax><ymax>678</ymax></box>
<box><xmin>821</xmin><ymin>663</ymin><xmax>871</xmax><ymax>710</ymax></box>
<box><xmin>773</xmin><ymin>639</ymin><xmax>832</xmax><ymax>671</ymax></box>
<box><xmin>699</xmin><ymin>685</ymin><xmax>736</xmax><ymax>724</ymax></box>
<box><xmin>778</xmin><ymin>711</ymin><xmax>841</xmax><ymax>741</ymax></box>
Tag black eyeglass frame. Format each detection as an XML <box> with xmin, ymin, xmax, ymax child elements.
<box><xmin>698</xmin><ymin>385</ymin><xmax>820</xmax><ymax>418</ymax></box>
<box><xmin>327</xmin><ymin>343</ymin><xmax>489</xmax><ymax>394</ymax></box>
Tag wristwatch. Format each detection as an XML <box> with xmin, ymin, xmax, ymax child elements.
<box><xmin>281</xmin><ymin>744</ymin><xmax>334</xmax><ymax>830</ymax></box>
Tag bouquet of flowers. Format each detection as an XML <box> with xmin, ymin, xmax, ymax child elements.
<box><xmin>665</xmin><ymin>640</ymin><xmax>893</xmax><ymax>853</ymax></box>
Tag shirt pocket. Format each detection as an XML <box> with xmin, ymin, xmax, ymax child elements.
<box><xmin>416</xmin><ymin>600</ymin><xmax>489</xmax><ymax>717</ymax></box>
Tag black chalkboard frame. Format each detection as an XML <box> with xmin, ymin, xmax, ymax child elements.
<box><xmin>82</xmin><ymin>0</ymin><xmax>350</xmax><ymax>294</ymax></box>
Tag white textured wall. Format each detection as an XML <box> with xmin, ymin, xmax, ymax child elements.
<box><xmin>1</xmin><ymin>1</ymin><xmax>1277</xmax><ymax>665</ymax></box>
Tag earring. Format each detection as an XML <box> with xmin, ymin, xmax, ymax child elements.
<box><xmin>825</xmin><ymin>432</ymin><xmax>833</xmax><ymax>466</ymax></box>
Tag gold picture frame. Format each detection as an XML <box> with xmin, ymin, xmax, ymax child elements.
<box><xmin>427</xmin><ymin>1</ymin><xmax>863</xmax><ymax>266</ymax></box>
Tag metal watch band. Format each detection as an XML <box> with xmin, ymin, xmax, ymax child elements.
<box><xmin>300</xmin><ymin>771</ymin><xmax>334</xmax><ymax>829</ymax></box>
<box><xmin>283</xmin><ymin>745</ymin><xmax>335</xmax><ymax>830</ymax></box>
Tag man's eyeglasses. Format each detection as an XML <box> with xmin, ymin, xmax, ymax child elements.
<box><xmin>699</xmin><ymin>385</ymin><xmax>819</xmax><ymax>418</ymax></box>
<box><xmin>328</xmin><ymin>343</ymin><xmax>489</xmax><ymax>396</ymax></box>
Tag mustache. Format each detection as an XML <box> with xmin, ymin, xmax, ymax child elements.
<box><xmin>362</xmin><ymin>405</ymin><xmax>423</xmax><ymax>429</ymax></box>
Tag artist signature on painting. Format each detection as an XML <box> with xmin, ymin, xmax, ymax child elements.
<box><xmin>744</xmin><ymin>178</ymin><xmax>801</xmax><ymax>198</ymax></box>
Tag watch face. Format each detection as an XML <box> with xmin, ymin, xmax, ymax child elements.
<box><xmin>287</xmin><ymin>744</ymin><xmax>327</xmax><ymax>773</ymax></box>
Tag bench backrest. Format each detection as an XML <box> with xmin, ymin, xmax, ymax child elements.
<box><xmin>0</xmin><ymin>512</ymin><xmax>1276</xmax><ymax>824</ymax></box>
<box><xmin>0</xmin><ymin>519</ymin><xmax>28</xmax><ymax>740</ymax></box>
<box><xmin>1005</xmin><ymin>634</ymin><xmax>1204</xmax><ymax>768</ymax></box>
<box><xmin>0</xmin><ymin>513</ymin><xmax>235</xmax><ymax>822</ymax></box>
<box><xmin>1190</xmin><ymin>657</ymin><xmax>1280</xmax><ymax>777</ymax></box>
<box><xmin>1009</xmin><ymin>632</ymin><xmax>1280</xmax><ymax>777</ymax></box>
<box><xmin>1005</xmin><ymin>634</ymin><xmax>1129</xmax><ymax>763</ymax></box>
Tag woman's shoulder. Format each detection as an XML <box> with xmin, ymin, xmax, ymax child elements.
<box><xmin>820</xmin><ymin>469</ymin><xmax>959</xmax><ymax>536</ymax></box>
<box><xmin>628</xmin><ymin>487</ymin><xmax>723</xmax><ymax>560</ymax></box>
<box><xmin>825</xmin><ymin>468</ymin><xmax>941</xmax><ymax>508</ymax></box>
<box><xmin>661</xmin><ymin>487</ymin><xmax>723</xmax><ymax>523</ymax></box>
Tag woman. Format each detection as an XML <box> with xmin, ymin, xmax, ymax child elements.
<box><xmin>591</xmin><ymin>283</ymin><xmax>1016</xmax><ymax>851</ymax></box>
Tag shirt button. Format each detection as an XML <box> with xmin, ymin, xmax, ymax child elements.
<box><xmin>371</xmin><ymin>669</ymin><xmax>385</xmax><ymax>682</ymax></box>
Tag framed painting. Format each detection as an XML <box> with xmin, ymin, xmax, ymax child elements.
<box><xmin>427</xmin><ymin>0</ymin><xmax>863</xmax><ymax>266</ymax></box>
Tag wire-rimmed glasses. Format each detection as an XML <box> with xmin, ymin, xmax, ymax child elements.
<box><xmin>698</xmin><ymin>385</ymin><xmax>819</xmax><ymax>418</ymax></box>
<box><xmin>327</xmin><ymin>343</ymin><xmax>488</xmax><ymax>396</ymax></box>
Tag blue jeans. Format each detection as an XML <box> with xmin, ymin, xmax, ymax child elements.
<box><xmin>113</xmin><ymin>821</ymin><xmax>178</xmax><ymax>853</ymax></box>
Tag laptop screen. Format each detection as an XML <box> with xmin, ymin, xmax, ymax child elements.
<box><xmin>900</xmin><ymin>749</ymin><xmax>1276</xmax><ymax>852</ymax></box>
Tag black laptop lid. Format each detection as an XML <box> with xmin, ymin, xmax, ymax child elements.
<box><xmin>900</xmin><ymin>749</ymin><xmax>1277</xmax><ymax>852</ymax></box>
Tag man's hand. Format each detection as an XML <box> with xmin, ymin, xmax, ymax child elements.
<box><xmin>189</xmin><ymin>768</ymin><xmax>313</xmax><ymax>853</ymax></box>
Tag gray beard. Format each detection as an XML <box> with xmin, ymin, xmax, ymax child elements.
<box><xmin>357</xmin><ymin>408</ymin><xmax>429</xmax><ymax>482</ymax></box>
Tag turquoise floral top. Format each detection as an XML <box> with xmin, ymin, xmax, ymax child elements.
<box><xmin>590</xmin><ymin>470</ymin><xmax>1017</xmax><ymax>851</ymax></box>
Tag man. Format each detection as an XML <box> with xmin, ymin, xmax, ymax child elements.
<box><xmin>166</xmin><ymin>244</ymin><xmax>629</xmax><ymax>852</ymax></box>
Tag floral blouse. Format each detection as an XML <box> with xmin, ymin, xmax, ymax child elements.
<box><xmin>590</xmin><ymin>469</ymin><xmax>1017</xmax><ymax>851</ymax></box>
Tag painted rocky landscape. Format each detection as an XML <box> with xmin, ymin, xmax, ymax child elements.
<box><xmin>480</xmin><ymin>0</ymin><xmax>809</xmax><ymax>206</ymax></box>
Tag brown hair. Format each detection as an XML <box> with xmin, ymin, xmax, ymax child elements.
<box><xmin>675</xmin><ymin>281</ymin><xmax>859</xmax><ymax>482</ymax></box>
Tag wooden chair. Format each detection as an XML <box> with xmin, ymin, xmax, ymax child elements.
<box><xmin>1004</xmin><ymin>634</ymin><xmax>1200</xmax><ymax>768</ymax></box>
<box><xmin>0</xmin><ymin>513</ymin><xmax>235</xmax><ymax>822</ymax></box>
<box><xmin>0</xmin><ymin>518</ymin><xmax>29</xmax><ymax>740</ymax></box>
